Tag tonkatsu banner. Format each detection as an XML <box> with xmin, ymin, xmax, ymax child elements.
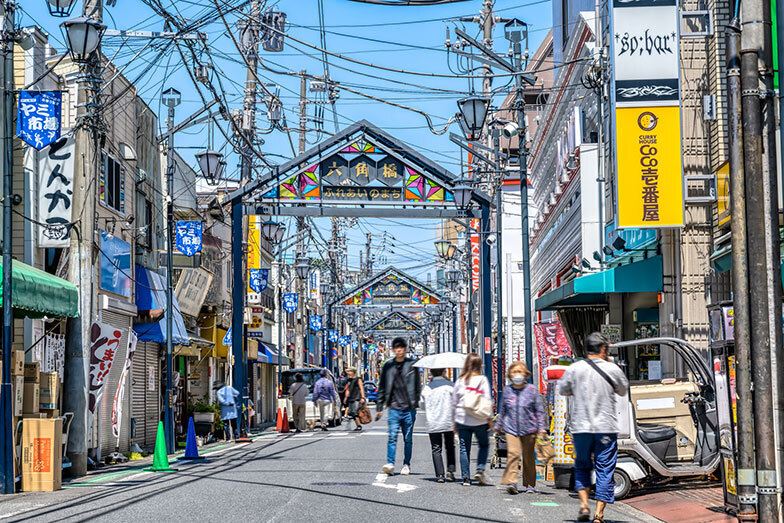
<box><xmin>615</xmin><ymin>106</ymin><xmax>684</xmax><ymax>227</ymax></box>
<box><xmin>88</xmin><ymin>321</ymin><xmax>123</xmax><ymax>413</ymax></box>
<box><xmin>611</xmin><ymin>0</ymin><xmax>680</xmax><ymax>106</ymax></box>
<box><xmin>534</xmin><ymin>322</ymin><xmax>571</xmax><ymax>394</ymax></box>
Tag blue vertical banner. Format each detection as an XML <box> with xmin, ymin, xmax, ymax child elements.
<box><xmin>338</xmin><ymin>336</ymin><xmax>350</xmax><ymax>347</ymax></box>
<box><xmin>17</xmin><ymin>90</ymin><xmax>62</xmax><ymax>150</ymax></box>
<box><xmin>352</xmin><ymin>340</ymin><xmax>359</xmax><ymax>350</ymax></box>
<box><xmin>223</xmin><ymin>327</ymin><xmax>232</xmax><ymax>346</ymax></box>
<box><xmin>175</xmin><ymin>221</ymin><xmax>203</xmax><ymax>256</ymax></box>
<box><xmin>309</xmin><ymin>315</ymin><xmax>323</xmax><ymax>331</ymax></box>
<box><xmin>283</xmin><ymin>293</ymin><xmax>298</xmax><ymax>313</ymax></box>
<box><xmin>248</xmin><ymin>268</ymin><xmax>270</xmax><ymax>295</ymax></box>
<box><xmin>328</xmin><ymin>329</ymin><xmax>339</xmax><ymax>342</ymax></box>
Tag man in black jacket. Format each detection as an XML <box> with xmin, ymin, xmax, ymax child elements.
<box><xmin>375</xmin><ymin>337</ymin><xmax>420</xmax><ymax>476</ymax></box>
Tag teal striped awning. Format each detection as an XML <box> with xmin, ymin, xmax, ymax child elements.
<box><xmin>535</xmin><ymin>255</ymin><xmax>663</xmax><ymax>311</ymax></box>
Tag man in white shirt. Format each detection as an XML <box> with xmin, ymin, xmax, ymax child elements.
<box><xmin>559</xmin><ymin>332</ymin><xmax>629</xmax><ymax>522</ymax></box>
<box><xmin>288</xmin><ymin>373</ymin><xmax>309</xmax><ymax>433</ymax></box>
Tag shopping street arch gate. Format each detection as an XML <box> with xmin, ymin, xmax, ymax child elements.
<box><xmin>225</xmin><ymin>119</ymin><xmax>494</xmax><ymax>426</ymax></box>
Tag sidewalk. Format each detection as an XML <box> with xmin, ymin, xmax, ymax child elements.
<box><xmin>622</xmin><ymin>484</ymin><xmax>735</xmax><ymax>523</ymax></box>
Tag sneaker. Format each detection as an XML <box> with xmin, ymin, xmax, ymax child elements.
<box><xmin>321</xmin><ymin>426</ymin><xmax>328</xmax><ymax>432</ymax></box>
<box><xmin>437</xmin><ymin>475</ymin><xmax>446</xmax><ymax>483</ymax></box>
<box><xmin>474</xmin><ymin>470</ymin><xmax>488</xmax><ymax>485</ymax></box>
<box><xmin>400</xmin><ymin>465</ymin><xmax>411</xmax><ymax>475</ymax></box>
<box><xmin>445</xmin><ymin>471</ymin><xmax>455</xmax><ymax>482</ymax></box>
<box><xmin>506</xmin><ymin>484</ymin><xmax>519</xmax><ymax>495</ymax></box>
<box><xmin>353</xmin><ymin>426</ymin><xmax>363</xmax><ymax>432</ymax></box>
<box><xmin>294</xmin><ymin>429</ymin><xmax>302</xmax><ymax>433</ymax></box>
<box><xmin>382</xmin><ymin>463</ymin><xmax>395</xmax><ymax>476</ymax></box>
<box><xmin>525</xmin><ymin>487</ymin><xmax>536</xmax><ymax>494</ymax></box>
<box><xmin>462</xmin><ymin>478</ymin><xmax>471</xmax><ymax>486</ymax></box>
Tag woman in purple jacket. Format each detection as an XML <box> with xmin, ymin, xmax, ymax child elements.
<box><xmin>496</xmin><ymin>362</ymin><xmax>546</xmax><ymax>494</ymax></box>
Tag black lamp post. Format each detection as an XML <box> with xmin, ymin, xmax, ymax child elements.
<box><xmin>456</xmin><ymin>95</ymin><xmax>490</xmax><ymax>139</ymax></box>
<box><xmin>46</xmin><ymin>0</ymin><xmax>77</xmax><ymax>17</ymax></box>
<box><xmin>295</xmin><ymin>254</ymin><xmax>310</xmax><ymax>280</ymax></box>
<box><xmin>61</xmin><ymin>16</ymin><xmax>106</xmax><ymax>63</ymax></box>
<box><xmin>453</xmin><ymin>180</ymin><xmax>474</xmax><ymax>211</ymax></box>
<box><xmin>195</xmin><ymin>149</ymin><xmax>224</xmax><ymax>186</ymax></box>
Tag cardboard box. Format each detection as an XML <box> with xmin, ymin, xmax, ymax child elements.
<box><xmin>40</xmin><ymin>409</ymin><xmax>59</xmax><ymax>419</ymax></box>
<box><xmin>39</xmin><ymin>373</ymin><xmax>59</xmax><ymax>410</ymax></box>
<box><xmin>21</xmin><ymin>418</ymin><xmax>63</xmax><ymax>491</ymax></box>
<box><xmin>12</xmin><ymin>376</ymin><xmax>24</xmax><ymax>417</ymax></box>
<box><xmin>22</xmin><ymin>413</ymin><xmax>47</xmax><ymax>419</ymax></box>
<box><xmin>10</xmin><ymin>350</ymin><xmax>24</xmax><ymax>376</ymax></box>
<box><xmin>23</xmin><ymin>382</ymin><xmax>39</xmax><ymax>414</ymax></box>
<box><xmin>23</xmin><ymin>363</ymin><xmax>40</xmax><ymax>382</ymax></box>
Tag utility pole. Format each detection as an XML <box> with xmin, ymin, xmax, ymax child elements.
<box><xmin>739</xmin><ymin>0</ymin><xmax>779</xmax><ymax>516</ymax></box>
<box><xmin>365</xmin><ymin>233</ymin><xmax>372</xmax><ymax>278</ymax></box>
<box><xmin>161</xmin><ymin>87</ymin><xmax>181</xmax><ymax>454</ymax></box>
<box><xmin>294</xmin><ymin>71</ymin><xmax>307</xmax><ymax>368</ymax></box>
<box><xmin>63</xmin><ymin>0</ymin><xmax>103</xmax><ymax>479</ymax></box>
<box><xmin>0</xmin><ymin>0</ymin><xmax>14</xmax><ymax>495</ymax></box>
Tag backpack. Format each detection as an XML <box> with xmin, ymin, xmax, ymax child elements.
<box><xmin>462</xmin><ymin>377</ymin><xmax>493</xmax><ymax>419</ymax></box>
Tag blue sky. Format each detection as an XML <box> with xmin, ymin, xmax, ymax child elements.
<box><xmin>20</xmin><ymin>0</ymin><xmax>551</xmax><ymax>282</ymax></box>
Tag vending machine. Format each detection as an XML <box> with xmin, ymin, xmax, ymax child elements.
<box><xmin>708</xmin><ymin>301</ymin><xmax>738</xmax><ymax>513</ymax></box>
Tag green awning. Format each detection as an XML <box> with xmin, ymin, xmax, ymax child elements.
<box><xmin>0</xmin><ymin>260</ymin><xmax>79</xmax><ymax>318</ymax></box>
<box><xmin>536</xmin><ymin>255</ymin><xmax>663</xmax><ymax>311</ymax></box>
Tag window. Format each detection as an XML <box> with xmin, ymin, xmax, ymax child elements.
<box><xmin>680</xmin><ymin>11</ymin><xmax>713</xmax><ymax>38</ymax></box>
<box><xmin>101</xmin><ymin>153</ymin><xmax>125</xmax><ymax>214</ymax></box>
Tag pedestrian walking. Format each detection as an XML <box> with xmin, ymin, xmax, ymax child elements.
<box><xmin>559</xmin><ymin>332</ymin><xmax>629</xmax><ymax>523</ymax></box>
<box><xmin>288</xmin><ymin>373</ymin><xmax>309</xmax><ymax>433</ymax></box>
<box><xmin>216</xmin><ymin>382</ymin><xmax>239</xmax><ymax>440</ymax></box>
<box><xmin>497</xmin><ymin>362</ymin><xmax>546</xmax><ymax>494</ymax></box>
<box><xmin>343</xmin><ymin>367</ymin><xmax>366</xmax><ymax>432</ymax></box>
<box><xmin>419</xmin><ymin>368</ymin><xmax>456</xmax><ymax>483</ymax></box>
<box><xmin>453</xmin><ymin>353</ymin><xmax>493</xmax><ymax>486</ymax></box>
<box><xmin>313</xmin><ymin>369</ymin><xmax>339</xmax><ymax>431</ymax></box>
<box><xmin>375</xmin><ymin>337</ymin><xmax>421</xmax><ymax>476</ymax></box>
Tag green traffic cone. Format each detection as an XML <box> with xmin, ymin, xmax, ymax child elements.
<box><xmin>145</xmin><ymin>421</ymin><xmax>178</xmax><ymax>473</ymax></box>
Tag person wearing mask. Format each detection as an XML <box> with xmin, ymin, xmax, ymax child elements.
<box><xmin>453</xmin><ymin>353</ymin><xmax>493</xmax><ymax>486</ymax></box>
<box><xmin>375</xmin><ymin>337</ymin><xmax>421</xmax><ymax>476</ymax></box>
<box><xmin>313</xmin><ymin>369</ymin><xmax>339</xmax><ymax>431</ymax></box>
<box><xmin>560</xmin><ymin>332</ymin><xmax>629</xmax><ymax>523</ymax></box>
<box><xmin>419</xmin><ymin>368</ymin><xmax>456</xmax><ymax>483</ymax></box>
<box><xmin>497</xmin><ymin>362</ymin><xmax>546</xmax><ymax>494</ymax></box>
<box><xmin>216</xmin><ymin>382</ymin><xmax>240</xmax><ymax>440</ymax></box>
<box><xmin>343</xmin><ymin>367</ymin><xmax>366</xmax><ymax>432</ymax></box>
<box><xmin>288</xmin><ymin>373</ymin><xmax>309</xmax><ymax>433</ymax></box>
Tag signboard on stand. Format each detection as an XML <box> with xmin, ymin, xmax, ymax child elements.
<box><xmin>534</xmin><ymin>322</ymin><xmax>572</xmax><ymax>393</ymax></box>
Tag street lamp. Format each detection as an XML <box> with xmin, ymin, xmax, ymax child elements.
<box><xmin>295</xmin><ymin>254</ymin><xmax>310</xmax><ymax>280</ymax></box>
<box><xmin>456</xmin><ymin>95</ymin><xmax>490</xmax><ymax>138</ymax></box>
<box><xmin>46</xmin><ymin>0</ymin><xmax>77</xmax><ymax>17</ymax></box>
<box><xmin>261</xmin><ymin>220</ymin><xmax>284</xmax><ymax>243</ymax></box>
<box><xmin>61</xmin><ymin>17</ymin><xmax>106</xmax><ymax>63</ymax></box>
<box><xmin>434</xmin><ymin>239</ymin><xmax>452</xmax><ymax>259</ymax></box>
<box><xmin>447</xmin><ymin>269</ymin><xmax>460</xmax><ymax>285</ymax></box>
<box><xmin>195</xmin><ymin>149</ymin><xmax>224</xmax><ymax>185</ymax></box>
<box><xmin>452</xmin><ymin>179</ymin><xmax>473</xmax><ymax>211</ymax></box>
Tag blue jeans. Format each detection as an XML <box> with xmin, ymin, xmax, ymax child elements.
<box><xmin>573</xmin><ymin>433</ymin><xmax>618</xmax><ymax>503</ymax></box>
<box><xmin>387</xmin><ymin>409</ymin><xmax>416</xmax><ymax>465</ymax></box>
<box><xmin>456</xmin><ymin>423</ymin><xmax>490</xmax><ymax>479</ymax></box>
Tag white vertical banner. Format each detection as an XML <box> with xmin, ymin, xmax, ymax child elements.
<box><xmin>88</xmin><ymin>321</ymin><xmax>123</xmax><ymax>413</ymax></box>
<box><xmin>111</xmin><ymin>330</ymin><xmax>137</xmax><ymax>442</ymax></box>
<box><xmin>38</xmin><ymin>136</ymin><xmax>75</xmax><ymax>247</ymax></box>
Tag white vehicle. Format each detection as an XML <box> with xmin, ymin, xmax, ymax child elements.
<box><xmin>278</xmin><ymin>368</ymin><xmax>343</xmax><ymax>428</ymax></box>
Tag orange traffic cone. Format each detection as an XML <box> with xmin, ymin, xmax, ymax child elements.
<box><xmin>276</xmin><ymin>407</ymin><xmax>284</xmax><ymax>432</ymax></box>
<box><xmin>281</xmin><ymin>407</ymin><xmax>290</xmax><ymax>433</ymax></box>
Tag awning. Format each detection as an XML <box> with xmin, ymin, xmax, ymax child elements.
<box><xmin>133</xmin><ymin>265</ymin><xmax>189</xmax><ymax>345</ymax></box>
<box><xmin>174</xmin><ymin>330</ymin><xmax>214</xmax><ymax>357</ymax></box>
<box><xmin>0</xmin><ymin>259</ymin><xmax>78</xmax><ymax>318</ymax></box>
<box><xmin>536</xmin><ymin>255</ymin><xmax>663</xmax><ymax>311</ymax></box>
<box><xmin>261</xmin><ymin>343</ymin><xmax>289</xmax><ymax>365</ymax></box>
<box><xmin>710</xmin><ymin>245</ymin><xmax>784</xmax><ymax>287</ymax></box>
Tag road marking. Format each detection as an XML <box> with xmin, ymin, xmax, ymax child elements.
<box><xmin>372</xmin><ymin>472</ymin><xmax>417</xmax><ymax>493</ymax></box>
<box><xmin>0</xmin><ymin>507</ymin><xmax>45</xmax><ymax>520</ymax></box>
<box><xmin>530</xmin><ymin>502</ymin><xmax>560</xmax><ymax>507</ymax></box>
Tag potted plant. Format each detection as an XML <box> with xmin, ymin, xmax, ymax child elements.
<box><xmin>193</xmin><ymin>395</ymin><xmax>218</xmax><ymax>423</ymax></box>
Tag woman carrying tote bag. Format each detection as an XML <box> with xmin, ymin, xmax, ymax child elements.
<box><xmin>452</xmin><ymin>353</ymin><xmax>493</xmax><ymax>486</ymax></box>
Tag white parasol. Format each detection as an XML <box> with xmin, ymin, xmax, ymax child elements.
<box><xmin>413</xmin><ymin>352</ymin><xmax>467</xmax><ymax>369</ymax></box>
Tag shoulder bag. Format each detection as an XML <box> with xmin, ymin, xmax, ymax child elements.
<box><xmin>462</xmin><ymin>377</ymin><xmax>493</xmax><ymax>419</ymax></box>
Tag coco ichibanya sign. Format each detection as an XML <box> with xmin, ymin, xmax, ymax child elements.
<box><xmin>611</xmin><ymin>0</ymin><xmax>683</xmax><ymax>228</ymax></box>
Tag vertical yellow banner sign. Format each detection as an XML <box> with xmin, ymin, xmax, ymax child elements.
<box><xmin>247</xmin><ymin>215</ymin><xmax>260</xmax><ymax>295</ymax></box>
<box><xmin>616</xmin><ymin>105</ymin><xmax>684</xmax><ymax>228</ymax></box>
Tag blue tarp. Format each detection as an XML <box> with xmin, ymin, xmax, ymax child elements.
<box><xmin>261</xmin><ymin>343</ymin><xmax>288</xmax><ymax>365</ymax></box>
<box><xmin>133</xmin><ymin>265</ymin><xmax>190</xmax><ymax>345</ymax></box>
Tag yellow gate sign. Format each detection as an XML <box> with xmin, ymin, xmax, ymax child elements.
<box><xmin>616</xmin><ymin>105</ymin><xmax>684</xmax><ymax>228</ymax></box>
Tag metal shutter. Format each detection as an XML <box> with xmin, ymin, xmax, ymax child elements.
<box><xmin>98</xmin><ymin>311</ymin><xmax>131</xmax><ymax>458</ymax></box>
<box><xmin>131</xmin><ymin>341</ymin><xmax>160</xmax><ymax>450</ymax></box>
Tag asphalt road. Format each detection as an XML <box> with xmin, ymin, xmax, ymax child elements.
<box><xmin>0</xmin><ymin>412</ymin><xmax>659</xmax><ymax>522</ymax></box>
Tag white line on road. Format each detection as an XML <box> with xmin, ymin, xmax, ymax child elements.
<box><xmin>371</xmin><ymin>472</ymin><xmax>417</xmax><ymax>493</ymax></box>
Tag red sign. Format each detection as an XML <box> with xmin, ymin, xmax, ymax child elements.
<box><xmin>470</xmin><ymin>219</ymin><xmax>480</xmax><ymax>292</ymax></box>
<box><xmin>534</xmin><ymin>322</ymin><xmax>572</xmax><ymax>393</ymax></box>
<box><xmin>484</xmin><ymin>336</ymin><xmax>491</xmax><ymax>354</ymax></box>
